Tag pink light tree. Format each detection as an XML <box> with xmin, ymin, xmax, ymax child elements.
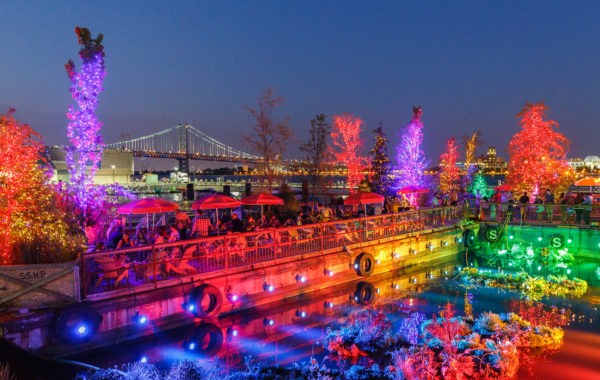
<box><xmin>330</xmin><ymin>114</ymin><xmax>367</xmax><ymax>193</ymax></box>
<box><xmin>438</xmin><ymin>137</ymin><xmax>460</xmax><ymax>195</ymax></box>
<box><xmin>395</xmin><ymin>106</ymin><xmax>428</xmax><ymax>190</ymax></box>
<box><xmin>64</xmin><ymin>27</ymin><xmax>106</xmax><ymax>217</ymax></box>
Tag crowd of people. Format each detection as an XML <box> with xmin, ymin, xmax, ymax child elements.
<box><xmin>85</xmin><ymin>188</ymin><xmax>598</xmax><ymax>254</ymax></box>
<box><xmin>469</xmin><ymin>189</ymin><xmax>597</xmax><ymax>225</ymax></box>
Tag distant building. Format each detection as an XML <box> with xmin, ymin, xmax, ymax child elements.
<box><xmin>473</xmin><ymin>147</ymin><xmax>508</xmax><ymax>175</ymax></box>
<box><xmin>46</xmin><ymin>147</ymin><xmax>134</xmax><ymax>184</ymax></box>
<box><xmin>568</xmin><ymin>156</ymin><xmax>600</xmax><ymax>173</ymax></box>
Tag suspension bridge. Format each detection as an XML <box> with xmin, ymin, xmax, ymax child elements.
<box><xmin>105</xmin><ymin>124</ymin><xmax>262</xmax><ymax>171</ymax></box>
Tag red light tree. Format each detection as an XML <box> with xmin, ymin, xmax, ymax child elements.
<box><xmin>0</xmin><ymin>110</ymin><xmax>84</xmax><ymax>264</ymax></box>
<box><xmin>330</xmin><ymin>114</ymin><xmax>367</xmax><ymax>192</ymax></box>
<box><xmin>438</xmin><ymin>137</ymin><xmax>460</xmax><ymax>195</ymax></box>
<box><xmin>507</xmin><ymin>102</ymin><xmax>572</xmax><ymax>195</ymax></box>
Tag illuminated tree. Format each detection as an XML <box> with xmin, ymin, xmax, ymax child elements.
<box><xmin>469</xmin><ymin>174</ymin><xmax>492</xmax><ymax>198</ymax></box>
<box><xmin>506</xmin><ymin>102</ymin><xmax>571</xmax><ymax>195</ymax></box>
<box><xmin>438</xmin><ymin>137</ymin><xmax>460</xmax><ymax>195</ymax></box>
<box><xmin>330</xmin><ymin>114</ymin><xmax>366</xmax><ymax>192</ymax></box>
<box><xmin>463</xmin><ymin>130</ymin><xmax>482</xmax><ymax>184</ymax></box>
<box><xmin>395</xmin><ymin>106</ymin><xmax>427</xmax><ymax>189</ymax></box>
<box><xmin>65</xmin><ymin>26</ymin><xmax>106</xmax><ymax>217</ymax></box>
<box><xmin>245</xmin><ymin>87</ymin><xmax>292</xmax><ymax>192</ymax></box>
<box><xmin>368</xmin><ymin>122</ymin><xmax>393</xmax><ymax>196</ymax></box>
<box><xmin>300</xmin><ymin>113</ymin><xmax>331</xmax><ymax>199</ymax></box>
<box><xmin>0</xmin><ymin>110</ymin><xmax>84</xmax><ymax>264</ymax></box>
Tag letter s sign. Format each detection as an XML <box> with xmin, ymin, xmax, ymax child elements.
<box><xmin>549</xmin><ymin>235</ymin><xmax>565</xmax><ymax>249</ymax></box>
<box><xmin>485</xmin><ymin>227</ymin><xmax>499</xmax><ymax>242</ymax></box>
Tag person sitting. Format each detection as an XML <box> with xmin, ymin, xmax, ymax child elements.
<box><xmin>153</xmin><ymin>226</ymin><xmax>168</xmax><ymax>245</ymax></box>
<box><xmin>105</xmin><ymin>224</ymin><xmax>123</xmax><ymax>249</ymax></box>
<box><xmin>168</xmin><ymin>224</ymin><xmax>181</xmax><ymax>242</ymax></box>
<box><xmin>116</xmin><ymin>231</ymin><xmax>134</xmax><ymax>249</ymax></box>
<box><xmin>133</xmin><ymin>229</ymin><xmax>149</xmax><ymax>246</ymax></box>
<box><xmin>230</xmin><ymin>213</ymin><xmax>245</xmax><ymax>233</ymax></box>
<box><xmin>269</xmin><ymin>215</ymin><xmax>281</xmax><ymax>228</ymax></box>
<box><xmin>246</xmin><ymin>215</ymin><xmax>257</xmax><ymax>232</ymax></box>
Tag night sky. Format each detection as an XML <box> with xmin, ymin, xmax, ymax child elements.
<box><xmin>1</xmin><ymin>1</ymin><xmax>599</xmax><ymax>163</ymax></box>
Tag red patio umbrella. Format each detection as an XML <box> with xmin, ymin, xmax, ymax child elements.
<box><xmin>118</xmin><ymin>198</ymin><xmax>178</xmax><ymax>214</ymax></box>
<box><xmin>191</xmin><ymin>194</ymin><xmax>241</xmax><ymax>210</ymax></box>
<box><xmin>118</xmin><ymin>197</ymin><xmax>179</xmax><ymax>230</ymax></box>
<box><xmin>241</xmin><ymin>193</ymin><xmax>284</xmax><ymax>206</ymax></box>
<box><xmin>241</xmin><ymin>193</ymin><xmax>284</xmax><ymax>220</ymax></box>
<box><xmin>191</xmin><ymin>194</ymin><xmax>241</xmax><ymax>235</ymax></box>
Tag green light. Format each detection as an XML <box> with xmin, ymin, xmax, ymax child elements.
<box><xmin>509</xmin><ymin>235</ymin><xmax>514</xmax><ymax>240</ymax></box>
<box><xmin>537</xmin><ymin>265</ymin><xmax>541</xmax><ymax>271</ymax></box>
<box><xmin>537</xmin><ymin>237</ymin><xmax>542</xmax><ymax>241</ymax></box>
<box><xmin>567</xmin><ymin>239</ymin><xmax>572</xmax><ymax>243</ymax></box>
<box><xmin>567</xmin><ymin>269</ymin><xmax>571</xmax><ymax>274</ymax></box>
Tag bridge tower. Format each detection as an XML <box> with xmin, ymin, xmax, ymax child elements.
<box><xmin>177</xmin><ymin>124</ymin><xmax>190</xmax><ymax>173</ymax></box>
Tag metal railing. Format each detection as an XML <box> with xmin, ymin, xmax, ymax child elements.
<box><xmin>81</xmin><ymin>206</ymin><xmax>465</xmax><ymax>297</ymax></box>
<box><xmin>464</xmin><ymin>202</ymin><xmax>600</xmax><ymax>226</ymax></box>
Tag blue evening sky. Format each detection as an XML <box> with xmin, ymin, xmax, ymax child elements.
<box><xmin>1</xmin><ymin>0</ymin><xmax>599</xmax><ymax>164</ymax></box>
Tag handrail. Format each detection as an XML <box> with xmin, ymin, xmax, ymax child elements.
<box><xmin>81</xmin><ymin>206</ymin><xmax>465</xmax><ymax>298</ymax></box>
<box><xmin>463</xmin><ymin>201</ymin><xmax>600</xmax><ymax>227</ymax></box>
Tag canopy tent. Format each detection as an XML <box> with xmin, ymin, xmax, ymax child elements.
<box><xmin>574</xmin><ymin>177</ymin><xmax>600</xmax><ymax>187</ymax></box>
<box><xmin>344</xmin><ymin>192</ymin><xmax>385</xmax><ymax>215</ymax></box>
<box><xmin>397</xmin><ymin>186</ymin><xmax>429</xmax><ymax>194</ymax></box>
<box><xmin>343</xmin><ymin>192</ymin><xmax>385</xmax><ymax>205</ymax></box>
<box><xmin>191</xmin><ymin>194</ymin><xmax>241</xmax><ymax>234</ymax></box>
<box><xmin>494</xmin><ymin>184</ymin><xmax>512</xmax><ymax>192</ymax></box>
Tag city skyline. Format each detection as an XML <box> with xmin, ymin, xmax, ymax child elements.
<box><xmin>1</xmin><ymin>1</ymin><xmax>599</xmax><ymax>161</ymax></box>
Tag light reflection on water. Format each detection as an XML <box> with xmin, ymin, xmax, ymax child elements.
<box><xmin>68</xmin><ymin>258</ymin><xmax>600</xmax><ymax>379</ymax></box>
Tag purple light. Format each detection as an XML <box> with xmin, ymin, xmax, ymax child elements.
<box><xmin>64</xmin><ymin>27</ymin><xmax>106</xmax><ymax>218</ymax></box>
<box><xmin>395</xmin><ymin>106</ymin><xmax>427</xmax><ymax>190</ymax></box>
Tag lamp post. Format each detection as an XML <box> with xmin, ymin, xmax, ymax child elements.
<box><xmin>111</xmin><ymin>164</ymin><xmax>116</xmax><ymax>183</ymax></box>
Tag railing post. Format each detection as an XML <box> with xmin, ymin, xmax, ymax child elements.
<box><xmin>151</xmin><ymin>243</ymin><xmax>157</xmax><ymax>285</ymax></box>
<box><xmin>77</xmin><ymin>252</ymin><xmax>85</xmax><ymax>300</ymax></box>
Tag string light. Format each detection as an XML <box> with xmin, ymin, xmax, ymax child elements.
<box><xmin>395</xmin><ymin>106</ymin><xmax>427</xmax><ymax>192</ymax></box>
<box><xmin>64</xmin><ymin>27</ymin><xmax>106</xmax><ymax>217</ymax></box>
<box><xmin>330</xmin><ymin>114</ymin><xmax>367</xmax><ymax>192</ymax></box>
<box><xmin>506</xmin><ymin>102</ymin><xmax>572</xmax><ymax>194</ymax></box>
<box><xmin>438</xmin><ymin>137</ymin><xmax>460</xmax><ymax>195</ymax></box>
<box><xmin>0</xmin><ymin>111</ymin><xmax>86</xmax><ymax>264</ymax></box>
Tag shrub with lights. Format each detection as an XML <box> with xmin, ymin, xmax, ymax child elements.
<box><xmin>319</xmin><ymin>301</ymin><xmax>565</xmax><ymax>379</ymax></box>
<box><xmin>460</xmin><ymin>267</ymin><xmax>588</xmax><ymax>301</ymax></box>
<box><xmin>0</xmin><ymin>110</ymin><xmax>86</xmax><ymax>264</ymax></box>
<box><xmin>479</xmin><ymin>243</ymin><xmax>575</xmax><ymax>276</ymax></box>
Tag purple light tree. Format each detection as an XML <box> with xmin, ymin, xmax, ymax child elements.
<box><xmin>64</xmin><ymin>27</ymin><xmax>106</xmax><ymax>216</ymax></box>
<box><xmin>395</xmin><ymin>106</ymin><xmax>428</xmax><ymax>189</ymax></box>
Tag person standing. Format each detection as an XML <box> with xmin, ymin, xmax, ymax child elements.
<box><xmin>574</xmin><ymin>193</ymin><xmax>585</xmax><ymax>224</ymax></box>
<box><xmin>175</xmin><ymin>209</ymin><xmax>191</xmax><ymax>240</ymax></box>
<box><xmin>191</xmin><ymin>209</ymin><xmax>211</xmax><ymax>238</ymax></box>
<box><xmin>518</xmin><ymin>191</ymin><xmax>530</xmax><ymax>225</ymax></box>
<box><xmin>582</xmin><ymin>193</ymin><xmax>593</xmax><ymax>225</ymax></box>
<box><xmin>544</xmin><ymin>189</ymin><xmax>555</xmax><ymax>222</ymax></box>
